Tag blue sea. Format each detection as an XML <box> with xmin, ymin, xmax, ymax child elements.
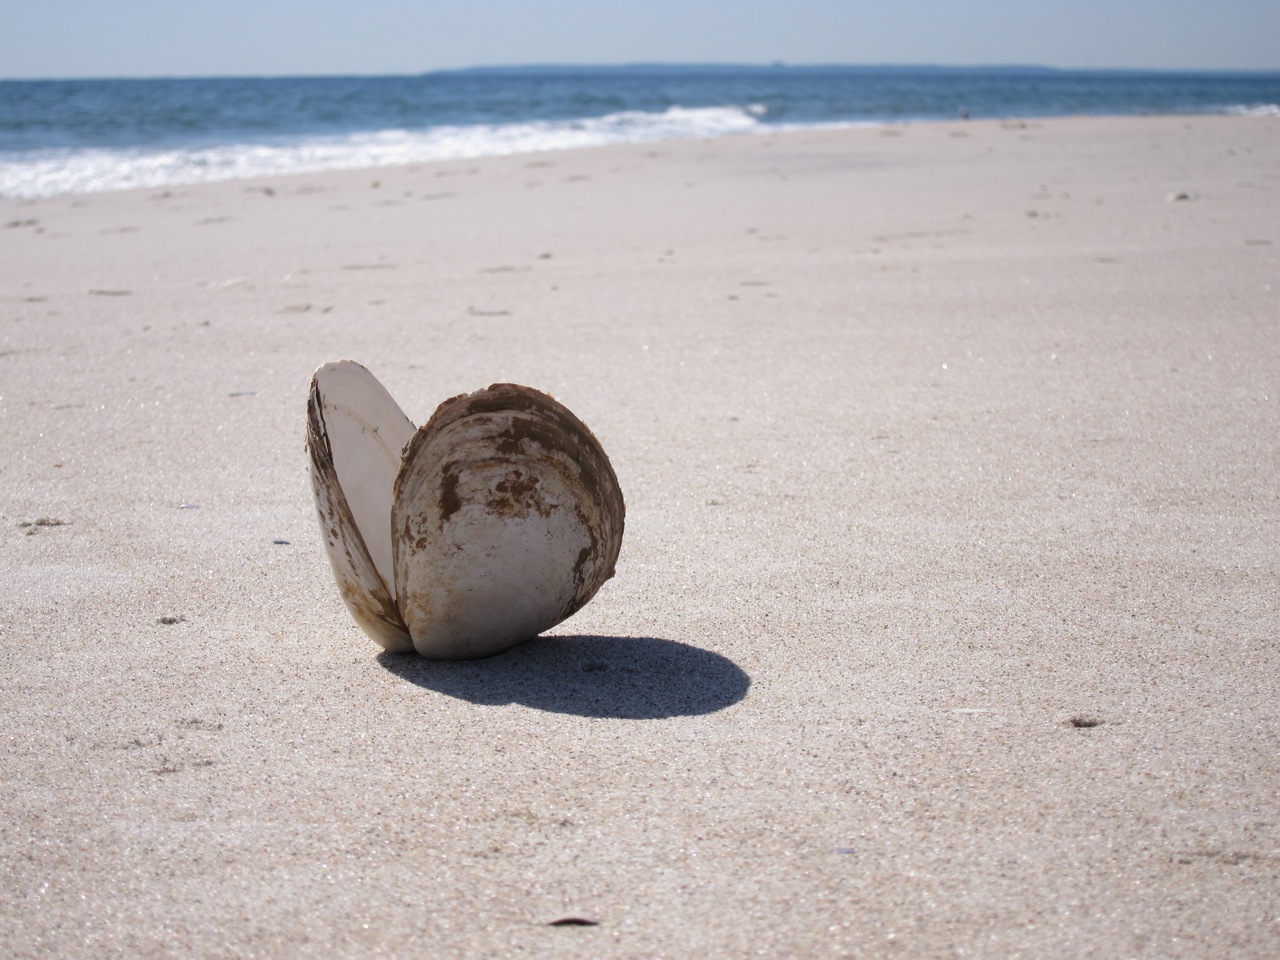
<box><xmin>2</xmin><ymin>65</ymin><xmax>1277</xmax><ymax>198</ymax></box>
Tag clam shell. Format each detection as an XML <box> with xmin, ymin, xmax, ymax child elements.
<box><xmin>306</xmin><ymin>361</ymin><xmax>625</xmax><ymax>659</ymax></box>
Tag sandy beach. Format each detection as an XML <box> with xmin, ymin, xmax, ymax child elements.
<box><xmin>2</xmin><ymin>114</ymin><xmax>1278</xmax><ymax>957</ymax></box>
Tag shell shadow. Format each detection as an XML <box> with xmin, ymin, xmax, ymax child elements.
<box><xmin>377</xmin><ymin>635</ymin><xmax>750</xmax><ymax>719</ymax></box>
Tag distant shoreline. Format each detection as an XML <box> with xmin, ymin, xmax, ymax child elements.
<box><xmin>4</xmin><ymin>70</ymin><xmax>1277</xmax><ymax>198</ymax></box>
<box><xmin>434</xmin><ymin>63</ymin><xmax>1280</xmax><ymax>78</ymax></box>
<box><xmin>4</xmin><ymin>112</ymin><xmax>1277</xmax><ymax>202</ymax></box>
<box><xmin>5</xmin><ymin>63</ymin><xmax>1280</xmax><ymax>84</ymax></box>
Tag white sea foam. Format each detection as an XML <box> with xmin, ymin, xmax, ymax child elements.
<box><xmin>0</xmin><ymin>105</ymin><xmax>766</xmax><ymax>198</ymax></box>
<box><xmin>1225</xmin><ymin>103</ymin><xmax>1280</xmax><ymax>118</ymax></box>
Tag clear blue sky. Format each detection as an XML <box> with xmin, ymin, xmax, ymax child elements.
<box><xmin>3</xmin><ymin>0</ymin><xmax>1278</xmax><ymax>79</ymax></box>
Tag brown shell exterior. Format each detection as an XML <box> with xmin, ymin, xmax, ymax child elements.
<box><xmin>392</xmin><ymin>383</ymin><xmax>625</xmax><ymax>659</ymax></box>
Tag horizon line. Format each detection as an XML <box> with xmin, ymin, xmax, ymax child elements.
<box><xmin>5</xmin><ymin>61</ymin><xmax>1280</xmax><ymax>83</ymax></box>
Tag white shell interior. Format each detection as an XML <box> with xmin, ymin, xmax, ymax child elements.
<box><xmin>312</xmin><ymin>361</ymin><xmax>415</xmax><ymax>597</ymax></box>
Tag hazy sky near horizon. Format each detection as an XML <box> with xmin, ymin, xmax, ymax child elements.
<box><xmin>2</xmin><ymin>0</ymin><xmax>1278</xmax><ymax>79</ymax></box>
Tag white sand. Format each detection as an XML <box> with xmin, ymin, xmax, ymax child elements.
<box><xmin>1</xmin><ymin>114</ymin><xmax>1278</xmax><ymax>958</ymax></box>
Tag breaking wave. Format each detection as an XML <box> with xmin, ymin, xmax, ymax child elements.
<box><xmin>0</xmin><ymin>105</ymin><xmax>767</xmax><ymax>198</ymax></box>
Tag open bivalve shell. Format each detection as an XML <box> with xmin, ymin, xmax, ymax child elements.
<box><xmin>306</xmin><ymin>360</ymin><xmax>625</xmax><ymax>659</ymax></box>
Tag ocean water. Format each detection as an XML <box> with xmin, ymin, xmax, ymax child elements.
<box><xmin>2</xmin><ymin>66</ymin><xmax>1277</xmax><ymax>198</ymax></box>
